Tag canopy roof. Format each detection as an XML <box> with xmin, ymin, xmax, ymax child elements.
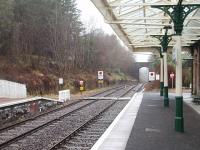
<box><xmin>91</xmin><ymin>0</ymin><xmax>200</xmax><ymax>51</ymax></box>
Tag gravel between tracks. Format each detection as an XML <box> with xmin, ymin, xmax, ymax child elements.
<box><xmin>0</xmin><ymin>85</ymin><xmax>126</xmax><ymax>145</ymax></box>
<box><xmin>0</xmin><ymin>84</ymin><xmax>141</xmax><ymax>150</ymax></box>
<box><xmin>56</xmin><ymin>100</ymin><xmax>129</xmax><ymax>150</ymax></box>
<box><xmin>0</xmin><ymin>100</ymin><xmax>93</xmax><ymax>144</ymax></box>
<box><xmin>2</xmin><ymin>100</ymin><xmax>114</xmax><ymax>150</ymax></box>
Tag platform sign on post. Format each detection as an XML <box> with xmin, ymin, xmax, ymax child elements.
<box><xmin>170</xmin><ymin>72</ymin><xmax>175</xmax><ymax>88</ymax></box>
<box><xmin>79</xmin><ymin>80</ymin><xmax>84</xmax><ymax>94</ymax></box>
<box><xmin>59</xmin><ymin>78</ymin><xmax>63</xmax><ymax>85</ymax></box>
<box><xmin>79</xmin><ymin>80</ymin><xmax>84</xmax><ymax>86</ymax></box>
<box><xmin>98</xmin><ymin>71</ymin><xmax>104</xmax><ymax>80</ymax></box>
<box><xmin>149</xmin><ymin>72</ymin><xmax>155</xmax><ymax>81</ymax></box>
<box><xmin>58</xmin><ymin>78</ymin><xmax>64</xmax><ymax>91</ymax></box>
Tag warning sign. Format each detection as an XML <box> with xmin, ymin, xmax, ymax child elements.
<box><xmin>98</xmin><ymin>71</ymin><xmax>104</xmax><ymax>80</ymax></box>
<box><xmin>149</xmin><ymin>72</ymin><xmax>155</xmax><ymax>81</ymax></box>
<box><xmin>79</xmin><ymin>80</ymin><xmax>84</xmax><ymax>86</ymax></box>
<box><xmin>170</xmin><ymin>73</ymin><xmax>175</xmax><ymax>78</ymax></box>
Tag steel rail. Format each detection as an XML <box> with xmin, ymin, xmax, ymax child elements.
<box><xmin>48</xmin><ymin>84</ymin><xmax>143</xmax><ymax>150</ymax></box>
<box><xmin>0</xmin><ymin>99</ymin><xmax>83</xmax><ymax>132</ymax></box>
<box><xmin>0</xmin><ymin>84</ymin><xmax>133</xmax><ymax>149</ymax></box>
<box><xmin>0</xmin><ymin>85</ymin><xmax>125</xmax><ymax>132</ymax></box>
<box><xmin>91</xmin><ymin>85</ymin><xmax>127</xmax><ymax>97</ymax></box>
<box><xmin>117</xmin><ymin>85</ymin><xmax>137</xmax><ymax>98</ymax></box>
<box><xmin>0</xmin><ymin>100</ymin><xmax>97</xmax><ymax>149</ymax></box>
<box><xmin>48</xmin><ymin>101</ymin><xmax>117</xmax><ymax>150</ymax></box>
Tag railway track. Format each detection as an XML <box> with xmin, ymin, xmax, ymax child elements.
<box><xmin>49</xmin><ymin>84</ymin><xmax>142</xmax><ymax>150</ymax></box>
<box><xmin>0</xmin><ymin>85</ymin><xmax>125</xmax><ymax>132</ymax></box>
<box><xmin>49</xmin><ymin>100</ymin><xmax>129</xmax><ymax>150</ymax></box>
<box><xmin>0</xmin><ymin>83</ymin><xmax>142</xmax><ymax>150</ymax></box>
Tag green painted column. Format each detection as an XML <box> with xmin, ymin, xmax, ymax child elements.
<box><xmin>160</xmin><ymin>56</ymin><xmax>164</xmax><ymax>96</ymax></box>
<box><xmin>175</xmin><ymin>96</ymin><xmax>184</xmax><ymax>132</ymax></box>
<box><xmin>163</xmin><ymin>52</ymin><xmax>169</xmax><ymax>107</ymax></box>
<box><xmin>175</xmin><ymin>35</ymin><xmax>184</xmax><ymax>132</ymax></box>
<box><xmin>160</xmin><ymin>82</ymin><xmax>164</xmax><ymax>96</ymax></box>
<box><xmin>151</xmin><ymin>0</ymin><xmax>200</xmax><ymax>133</ymax></box>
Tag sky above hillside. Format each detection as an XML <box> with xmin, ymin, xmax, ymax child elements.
<box><xmin>76</xmin><ymin>0</ymin><xmax>114</xmax><ymax>34</ymax></box>
<box><xmin>76</xmin><ymin>0</ymin><xmax>150</xmax><ymax>62</ymax></box>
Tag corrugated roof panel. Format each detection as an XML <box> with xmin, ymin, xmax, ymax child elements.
<box><xmin>91</xmin><ymin>0</ymin><xmax>200</xmax><ymax>52</ymax></box>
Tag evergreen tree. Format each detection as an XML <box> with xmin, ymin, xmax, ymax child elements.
<box><xmin>0</xmin><ymin>0</ymin><xmax>14</xmax><ymax>54</ymax></box>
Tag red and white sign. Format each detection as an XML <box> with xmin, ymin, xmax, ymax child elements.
<box><xmin>79</xmin><ymin>80</ymin><xmax>84</xmax><ymax>85</ymax></box>
<box><xmin>170</xmin><ymin>73</ymin><xmax>175</xmax><ymax>78</ymax></box>
<box><xmin>170</xmin><ymin>73</ymin><xmax>175</xmax><ymax>88</ymax></box>
<box><xmin>98</xmin><ymin>71</ymin><xmax>104</xmax><ymax>80</ymax></box>
<box><xmin>149</xmin><ymin>72</ymin><xmax>155</xmax><ymax>81</ymax></box>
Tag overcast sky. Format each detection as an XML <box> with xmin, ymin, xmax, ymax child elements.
<box><xmin>76</xmin><ymin>0</ymin><xmax>114</xmax><ymax>34</ymax></box>
<box><xmin>76</xmin><ymin>0</ymin><xmax>150</xmax><ymax>62</ymax></box>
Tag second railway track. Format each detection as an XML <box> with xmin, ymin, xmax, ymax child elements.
<box><xmin>0</xmin><ymin>84</ymin><xmax>126</xmax><ymax>132</ymax></box>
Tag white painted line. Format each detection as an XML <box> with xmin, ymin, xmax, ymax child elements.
<box><xmin>145</xmin><ymin>128</ymin><xmax>161</xmax><ymax>132</ymax></box>
<box><xmin>91</xmin><ymin>91</ymin><xmax>144</xmax><ymax>150</ymax></box>
<box><xmin>147</xmin><ymin>105</ymin><xmax>157</xmax><ymax>107</ymax></box>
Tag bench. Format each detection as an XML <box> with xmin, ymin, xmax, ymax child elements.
<box><xmin>193</xmin><ymin>96</ymin><xmax>200</xmax><ymax>105</ymax></box>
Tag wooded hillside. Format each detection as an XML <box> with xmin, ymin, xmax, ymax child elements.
<box><xmin>0</xmin><ymin>0</ymin><xmax>137</xmax><ymax>94</ymax></box>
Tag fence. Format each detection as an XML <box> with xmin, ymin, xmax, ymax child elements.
<box><xmin>0</xmin><ymin>80</ymin><xmax>27</xmax><ymax>98</ymax></box>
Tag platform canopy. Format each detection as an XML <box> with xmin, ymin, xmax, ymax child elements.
<box><xmin>90</xmin><ymin>0</ymin><xmax>200</xmax><ymax>52</ymax></box>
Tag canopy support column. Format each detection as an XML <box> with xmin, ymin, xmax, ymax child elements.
<box><xmin>163</xmin><ymin>52</ymin><xmax>169</xmax><ymax>107</ymax></box>
<box><xmin>160</xmin><ymin>56</ymin><xmax>164</xmax><ymax>96</ymax></box>
<box><xmin>175</xmin><ymin>35</ymin><xmax>184</xmax><ymax>132</ymax></box>
<box><xmin>151</xmin><ymin>1</ymin><xmax>200</xmax><ymax>132</ymax></box>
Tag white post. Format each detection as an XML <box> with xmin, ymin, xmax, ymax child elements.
<box><xmin>160</xmin><ymin>57</ymin><xmax>164</xmax><ymax>96</ymax></box>
<box><xmin>163</xmin><ymin>52</ymin><xmax>168</xmax><ymax>87</ymax></box>
<box><xmin>163</xmin><ymin>52</ymin><xmax>169</xmax><ymax>106</ymax></box>
<box><xmin>175</xmin><ymin>35</ymin><xmax>184</xmax><ymax>132</ymax></box>
<box><xmin>176</xmin><ymin>36</ymin><xmax>182</xmax><ymax>96</ymax></box>
<box><xmin>161</xmin><ymin>58</ymin><xmax>164</xmax><ymax>83</ymax></box>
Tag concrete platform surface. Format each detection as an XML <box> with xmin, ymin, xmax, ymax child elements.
<box><xmin>91</xmin><ymin>92</ymin><xmax>200</xmax><ymax>150</ymax></box>
<box><xmin>91</xmin><ymin>91</ymin><xmax>144</xmax><ymax>150</ymax></box>
<box><xmin>125</xmin><ymin>92</ymin><xmax>200</xmax><ymax>150</ymax></box>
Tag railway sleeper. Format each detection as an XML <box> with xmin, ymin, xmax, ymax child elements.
<box><xmin>60</xmin><ymin>145</ymin><xmax>91</xmax><ymax>150</ymax></box>
<box><xmin>83</xmin><ymin>129</ymin><xmax>105</xmax><ymax>133</ymax></box>
<box><xmin>73</xmin><ymin>137</ymin><xmax>99</xmax><ymax>141</ymax></box>
<box><xmin>66</xmin><ymin>141</ymin><xmax>94</xmax><ymax>147</ymax></box>
<box><xmin>68</xmin><ymin>138</ymin><xmax>97</xmax><ymax>143</ymax></box>
<box><xmin>76</xmin><ymin>134</ymin><xmax>99</xmax><ymax>139</ymax></box>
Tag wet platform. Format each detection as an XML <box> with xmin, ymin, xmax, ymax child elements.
<box><xmin>91</xmin><ymin>92</ymin><xmax>200</xmax><ymax>150</ymax></box>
